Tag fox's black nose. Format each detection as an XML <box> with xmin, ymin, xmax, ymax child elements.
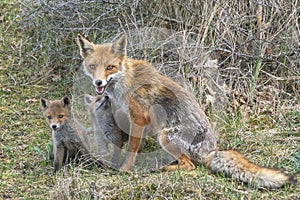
<box><xmin>95</xmin><ymin>80</ymin><xmax>102</xmax><ymax>86</ymax></box>
<box><xmin>51</xmin><ymin>124</ymin><xmax>57</xmax><ymax>129</ymax></box>
<box><xmin>104</xmin><ymin>96</ymin><xmax>109</xmax><ymax>100</ymax></box>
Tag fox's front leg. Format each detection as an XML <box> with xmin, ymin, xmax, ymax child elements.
<box><xmin>53</xmin><ymin>142</ymin><xmax>65</xmax><ymax>173</ymax></box>
<box><xmin>120</xmin><ymin>123</ymin><xmax>145</xmax><ymax>172</ymax></box>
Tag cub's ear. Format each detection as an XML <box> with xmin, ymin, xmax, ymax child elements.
<box><xmin>84</xmin><ymin>94</ymin><xmax>94</xmax><ymax>106</ymax></box>
<box><xmin>61</xmin><ymin>96</ymin><xmax>71</xmax><ymax>107</ymax></box>
<box><xmin>77</xmin><ymin>34</ymin><xmax>95</xmax><ymax>58</ymax></box>
<box><xmin>40</xmin><ymin>98</ymin><xmax>49</xmax><ymax>110</ymax></box>
<box><xmin>111</xmin><ymin>34</ymin><xmax>127</xmax><ymax>57</ymax></box>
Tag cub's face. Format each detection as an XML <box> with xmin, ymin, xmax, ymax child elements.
<box><xmin>40</xmin><ymin>96</ymin><xmax>71</xmax><ymax>131</ymax></box>
<box><xmin>84</xmin><ymin>94</ymin><xmax>110</xmax><ymax>118</ymax></box>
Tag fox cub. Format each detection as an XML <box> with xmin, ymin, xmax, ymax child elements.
<box><xmin>84</xmin><ymin>94</ymin><xmax>128</xmax><ymax>167</ymax></box>
<box><xmin>76</xmin><ymin>34</ymin><xmax>296</xmax><ymax>188</ymax></box>
<box><xmin>41</xmin><ymin>96</ymin><xmax>100</xmax><ymax>172</ymax></box>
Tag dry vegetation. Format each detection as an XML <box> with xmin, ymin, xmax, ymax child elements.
<box><xmin>1</xmin><ymin>0</ymin><xmax>299</xmax><ymax>199</ymax></box>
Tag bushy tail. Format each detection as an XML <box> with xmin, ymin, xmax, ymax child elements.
<box><xmin>204</xmin><ymin>150</ymin><xmax>296</xmax><ymax>188</ymax></box>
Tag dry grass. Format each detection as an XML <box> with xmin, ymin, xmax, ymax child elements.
<box><xmin>1</xmin><ymin>0</ymin><xmax>299</xmax><ymax>199</ymax></box>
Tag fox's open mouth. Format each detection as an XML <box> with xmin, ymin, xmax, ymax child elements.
<box><xmin>96</xmin><ymin>86</ymin><xmax>106</xmax><ymax>95</ymax></box>
<box><xmin>95</xmin><ymin>77</ymin><xmax>113</xmax><ymax>95</ymax></box>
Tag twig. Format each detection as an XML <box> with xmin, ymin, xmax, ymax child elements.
<box><xmin>260</xmin><ymin>70</ymin><xmax>300</xmax><ymax>81</ymax></box>
<box><xmin>7</xmin><ymin>73</ymin><xmax>17</xmax><ymax>85</ymax></box>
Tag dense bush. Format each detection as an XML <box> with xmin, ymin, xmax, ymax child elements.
<box><xmin>20</xmin><ymin>0</ymin><xmax>299</xmax><ymax>119</ymax></box>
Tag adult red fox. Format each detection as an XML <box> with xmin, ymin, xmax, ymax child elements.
<box><xmin>77</xmin><ymin>34</ymin><xmax>295</xmax><ymax>188</ymax></box>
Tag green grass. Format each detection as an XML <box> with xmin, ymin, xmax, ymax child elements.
<box><xmin>1</xmin><ymin>1</ymin><xmax>299</xmax><ymax>199</ymax></box>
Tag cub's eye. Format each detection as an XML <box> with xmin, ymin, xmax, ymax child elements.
<box><xmin>58</xmin><ymin>114</ymin><xmax>64</xmax><ymax>119</ymax></box>
<box><xmin>95</xmin><ymin>98</ymin><xmax>101</xmax><ymax>103</ymax></box>
<box><xmin>47</xmin><ymin>116</ymin><xmax>52</xmax><ymax>119</ymax></box>
<box><xmin>89</xmin><ymin>64</ymin><xmax>95</xmax><ymax>70</ymax></box>
<box><xmin>106</xmin><ymin>65</ymin><xmax>114</xmax><ymax>70</ymax></box>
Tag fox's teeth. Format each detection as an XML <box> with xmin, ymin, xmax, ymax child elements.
<box><xmin>96</xmin><ymin>86</ymin><xmax>105</xmax><ymax>94</ymax></box>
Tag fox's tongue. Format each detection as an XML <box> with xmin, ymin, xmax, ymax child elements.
<box><xmin>96</xmin><ymin>86</ymin><xmax>105</xmax><ymax>94</ymax></box>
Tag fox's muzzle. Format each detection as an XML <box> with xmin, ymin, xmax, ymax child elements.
<box><xmin>50</xmin><ymin>123</ymin><xmax>60</xmax><ymax>130</ymax></box>
<box><xmin>95</xmin><ymin>80</ymin><xmax>102</xmax><ymax>87</ymax></box>
<box><xmin>94</xmin><ymin>77</ymin><xmax>113</xmax><ymax>95</ymax></box>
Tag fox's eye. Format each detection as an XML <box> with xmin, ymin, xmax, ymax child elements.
<box><xmin>89</xmin><ymin>64</ymin><xmax>95</xmax><ymax>70</ymax></box>
<box><xmin>106</xmin><ymin>65</ymin><xmax>114</xmax><ymax>70</ymax></box>
<box><xmin>47</xmin><ymin>116</ymin><xmax>52</xmax><ymax>119</ymax></box>
<box><xmin>58</xmin><ymin>114</ymin><xmax>64</xmax><ymax>119</ymax></box>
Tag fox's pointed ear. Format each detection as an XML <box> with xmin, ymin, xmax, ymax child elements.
<box><xmin>77</xmin><ymin>34</ymin><xmax>95</xmax><ymax>58</ymax></box>
<box><xmin>61</xmin><ymin>96</ymin><xmax>71</xmax><ymax>107</ymax></box>
<box><xmin>84</xmin><ymin>94</ymin><xmax>94</xmax><ymax>105</ymax></box>
<box><xmin>40</xmin><ymin>98</ymin><xmax>49</xmax><ymax>110</ymax></box>
<box><xmin>111</xmin><ymin>34</ymin><xmax>127</xmax><ymax>56</ymax></box>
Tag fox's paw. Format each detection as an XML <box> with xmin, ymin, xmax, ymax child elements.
<box><xmin>160</xmin><ymin>165</ymin><xmax>177</xmax><ymax>171</ymax></box>
<box><xmin>119</xmin><ymin>164</ymin><xmax>132</xmax><ymax>173</ymax></box>
<box><xmin>160</xmin><ymin>155</ymin><xmax>195</xmax><ymax>172</ymax></box>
